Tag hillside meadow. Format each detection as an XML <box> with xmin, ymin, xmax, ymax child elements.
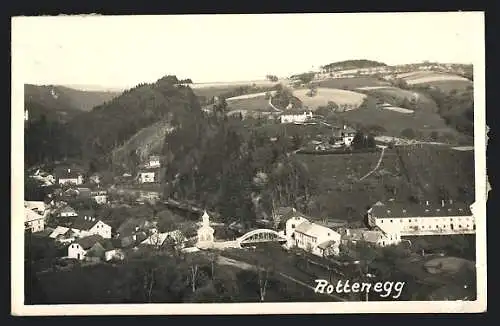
<box><xmin>316</xmin><ymin>77</ymin><xmax>391</xmax><ymax>90</ymax></box>
<box><xmin>294</xmin><ymin>145</ymin><xmax>474</xmax><ymax>221</ymax></box>
<box><xmin>293</xmin><ymin>87</ymin><xmax>367</xmax><ymax>110</ymax></box>
<box><xmin>336</xmin><ymin>105</ymin><xmax>469</xmax><ymax>144</ymax></box>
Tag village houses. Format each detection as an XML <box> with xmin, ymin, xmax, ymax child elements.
<box><xmin>25</xmin><ymin>207</ymin><xmax>45</xmax><ymax>233</ymax></box>
<box><xmin>280</xmin><ymin>111</ymin><xmax>313</xmax><ymax>124</ymax></box>
<box><xmin>339</xmin><ymin>227</ymin><xmax>401</xmax><ymax>247</ymax></box>
<box><xmin>67</xmin><ymin>234</ymin><xmax>124</xmax><ymax>261</ymax></box>
<box><xmin>49</xmin><ymin>213</ymin><xmax>112</xmax><ymax>242</ymax></box>
<box><xmin>367</xmin><ymin>200</ymin><xmax>476</xmax><ymax>236</ymax></box>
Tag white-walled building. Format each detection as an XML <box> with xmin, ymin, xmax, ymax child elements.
<box><xmin>280</xmin><ymin>111</ymin><xmax>313</xmax><ymax>124</ymax></box>
<box><xmin>57</xmin><ymin>205</ymin><xmax>78</xmax><ymax>218</ymax></box>
<box><xmin>283</xmin><ymin>212</ymin><xmax>341</xmax><ymax>257</ymax></box>
<box><xmin>91</xmin><ymin>190</ymin><xmax>108</xmax><ymax>204</ymax></box>
<box><xmin>67</xmin><ymin>234</ymin><xmax>109</xmax><ymax>260</ymax></box>
<box><xmin>138</xmin><ymin>171</ymin><xmax>155</xmax><ymax>183</ymax></box>
<box><xmin>65</xmin><ymin>215</ymin><xmax>112</xmax><ymax>239</ymax></box>
<box><xmin>25</xmin><ymin>207</ymin><xmax>45</xmax><ymax>233</ymax></box>
<box><xmin>367</xmin><ymin>200</ymin><xmax>475</xmax><ymax>236</ymax></box>
<box><xmin>57</xmin><ymin>168</ymin><xmax>84</xmax><ymax>185</ymax></box>
<box><xmin>148</xmin><ymin>155</ymin><xmax>161</xmax><ymax>169</ymax></box>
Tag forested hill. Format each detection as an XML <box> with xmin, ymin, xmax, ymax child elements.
<box><xmin>321</xmin><ymin>59</ymin><xmax>388</xmax><ymax>71</ymax></box>
<box><xmin>24</xmin><ymin>84</ymin><xmax>120</xmax><ymax>123</ymax></box>
<box><xmin>66</xmin><ymin>75</ymin><xmax>203</xmax><ymax>166</ymax></box>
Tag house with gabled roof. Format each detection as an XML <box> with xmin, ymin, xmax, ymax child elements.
<box><xmin>293</xmin><ymin>220</ymin><xmax>341</xmax><ymax>257</ymax></box>
<box><xmin>67</xmin><ymin>234</ymin><xmax>122</xmax><ymax>261</ymax></box>
<box><xmin>282</xmin><ymin>210</ymin><xmax>341</xmax><ymax>257</ymax></box>
<box><xmin>56</xmin><ymin>168</ymin><xmax>84</xmax><ymax>185</ymax></box>
<box><xmin>25</xmin><ymin>207</ymin><xmax>45</xmax><ymax>233</ymax></box>
<box><xmin>67</xmin><ymin>215</ymin><xmax>112</xmax><ymax>239</ymax></box>
<box><xmin>339</xmin><ymin>227</ymin><xmax>400</xmax><ymax>247</ymax></box>
<box><xmin>57</xmin><ymin>205</ymin><xmax>78</xmax><ymax>218</ymax></box>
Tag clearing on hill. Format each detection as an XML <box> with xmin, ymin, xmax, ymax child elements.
<box><xmin>294</xmin><ymin>145</ymin><xmax>474</xmax><ymax>221</ymax></box>
<box><xmin>317</xmin><ymin>77</ymin><xmax>391</xmax><ymax>90</ymax></box>
<box><xmin>111</xmin><ymin>120</ymin><xmax>174</xmax><ymax>167</ymax></box>
<box><xmin>293</xmin><ymin>87</ymin><xmax>367</xmax><ymax>110</ymax></box>
<box><xmin>398</xmin><ymin>71</ymin><xmax>470</xmax><ymax>85</ymax></box>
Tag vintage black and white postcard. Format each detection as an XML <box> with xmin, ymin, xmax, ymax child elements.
<box><xmin>11</xmin><ymin>12</ymin><xmax>487</xmax><ymax>315</ymax></box>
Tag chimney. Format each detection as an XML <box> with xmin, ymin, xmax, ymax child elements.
<box><xmin>343</xmin><ymin>125</ymin><xmax>346</xmax><ymax>130</ymax></box>
<box><xmin>441</xmin><ymin>200</ymin><xmax>445</xmax><ymax>207</ymax></box>
<box><xmin>92</xmin><ymin>217</ymin><xmax>95</xmax><ymax>221</ymax></box>
<box><xmin>67</xmin><ymin>168</ymin><xmax>71</xmax><ymax>173</ymax></box>
<box><xmin>84</xmin><ymin>216</ymin><xmax>87</xmax><ymax>220</ymax></box>
<box><xmin>425</xmin><ymin>200</ymin><xmax>429</xmax><ymax>206</ymax></box>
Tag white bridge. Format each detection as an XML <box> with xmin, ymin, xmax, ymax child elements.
<box><xmin>236</xmin><ymin>229</ymin><xmax>287</xmax><ymax>246</ymax></box>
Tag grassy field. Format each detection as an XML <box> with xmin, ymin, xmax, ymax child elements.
<box><xmin>402</xmin><ymin>72</ymin><xmax>470</xmax><ymax>85</ymax></box>
<box><xmin>316</xmin><ymin>77</ymin><xmax>391</xmax><ymax>90</ymax></box>
<box><xmin>111</xmin><ymin>120</ymin><xmax>173</xmax><ymax>165</ymax></box>
<box><xmin>336</xmin><ymin>105</ymin><xmax>464</xmax><ymax>141</ymax></box>
<box><xmin>226</xmin><ymin>95</ymin><xmax>272</xmax><ymax>112</ymax></box>
<box><xmin>418</xmin><ymin>79</ymin><xmax>473</xmax><ymax>94</ymax></box>
<box><xmin>294</xmin><ymin>145</ymin><xmax>474</xmax><ymax>221</ymax></box>
<box><xmin>293</xmin><ymin>87</ymin><xmax>367</xmax><ymax>110</ymax></box>
<box><xmin>358</xmin><ymin>86</ymin><xmax>437</xmax><ymax>110</ymax></box>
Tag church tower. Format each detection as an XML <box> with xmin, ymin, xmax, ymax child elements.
<box><xmin>196</xmin><ymin>210</ymin><xmax>215</xmax><ymax>249</ymax></box>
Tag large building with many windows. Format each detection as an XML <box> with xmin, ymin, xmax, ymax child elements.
<box><xmin>367</xmin><ymin>200</ymin><xmax>475</xmax><ymax>236</ymax></box>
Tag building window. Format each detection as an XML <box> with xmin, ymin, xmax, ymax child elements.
<box><xmin>390</xmin><ymin>219</ymin><xmax>393</xmax><ymax>223</ymax></box>
<box><xmin>292</xmin><ymin>224</ymin><xmax>295</xmax><ymax>228</ymax></box>
<box><xmin>400</xmin><ymin>219</ymin><xmax>403</xmax><ymax>222</ymax></box>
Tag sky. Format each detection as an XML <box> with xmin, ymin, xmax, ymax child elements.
<box><xmin>12</xmin><ymin>12</ymin><xmax>484</xmax><ymax>91</ymax></box>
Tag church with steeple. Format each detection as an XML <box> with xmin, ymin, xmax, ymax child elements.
<box><xmin>196</xmin><ymin>210</ymin><xmax>215</xmax><ymax>249</ymax></box>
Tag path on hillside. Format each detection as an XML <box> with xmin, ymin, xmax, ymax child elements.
<box><xmin>358</xmin><ymin>146</ymin><xmax>386</xmax><ymax>181</ymax></box>
<box><xmin>217</xmin><ymin>255</ymin><xmax>347</xmax><ymax>301</ymax></box>
<box><xmin>268</xmin><ymin>96</ymin><xmax>283</xmax><ymax>113</ymax></box>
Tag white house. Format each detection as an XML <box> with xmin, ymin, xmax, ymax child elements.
<box><xmin>138</xmin><ymin>171</ymin><xmax>155</xmax><ymax>183</ymax></box>
<box><xmin>67</xmin><ymin>215</ymin><xmax>112</xmax><ymax>239</ymax></box>
<box><xmin>280</xmin><ymin>111</ymin><xmax>313</xmax><ymax>124</ymax></box>
<box><xmin>91</xmin><ymin>190</ymin><xmax>108</xmax><ymax>204</ymax></box>
<box><xmin>284</xmin><ymin>213</ymin><xmax>309</xmax><ymax>248</ymax></box>
<box><xmin>25</xmin><ymin>207</ymin><xmax>45</xmax><ymax>233</ymax></box>
<box><xmin>148</xmin><ymin>155</ymin><xmax>161</xmax><ymax>169</ymax></box>
<box><xmin>367</xmin><ymin>200</ymin><xmax>475</xmax><ymax>236</ymax></box>
<box><xmin>67</xmin><ymin>234</ymin><xmax>105</xmax><ymax>260</ymax></box>
<box><xmin>57</xmin><ymin>205</ymin><xmax>78</xmax><ymax>218</ymax></box>
<box><xmin>341</xmin><ymin>125</ymin><xmax>357</xmax><ymax>147</ymax></box>
<box><xmin>292</xmin><ymin>220</ymin><xmax>341</xmax><ymax>257</ymax></box>
<box><xmin>58</xmin><ymin>168</ymin><xmax>84</xmax><ymax>185</ymax></box>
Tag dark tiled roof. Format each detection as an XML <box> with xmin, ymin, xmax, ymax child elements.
<box><xmin>70</xmin><ymin>216</ymin><xmax>98</xmax><ymax>231</ymax></box>
<box><xmin>317</xmin><ymin>239</ymin><xmax>337</xmax><ymax>250</ymax></box>
<box><xmin>117</xmin><ymin>217</ymin><xmax>148</xmax><ymax>237</ymax></box>
<box><xmin>55</xmin><ymin>167</ymin><xmax>83</xmax><ymax>179</ymax></box>
<box><xmin>76</xmin><ymin>234</ymin><xmax>104</xmax><ymax>250</ymax></box>
<box><xmin>370</xmin><ymin>201</ymin><xmax>472</xmax><ymax>219</ymax></box>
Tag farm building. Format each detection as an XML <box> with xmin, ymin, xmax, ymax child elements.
<box><xmin>367</xmin><ymin>200</ymin><xmax>476</xmax><ymax>236</ymax></box>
